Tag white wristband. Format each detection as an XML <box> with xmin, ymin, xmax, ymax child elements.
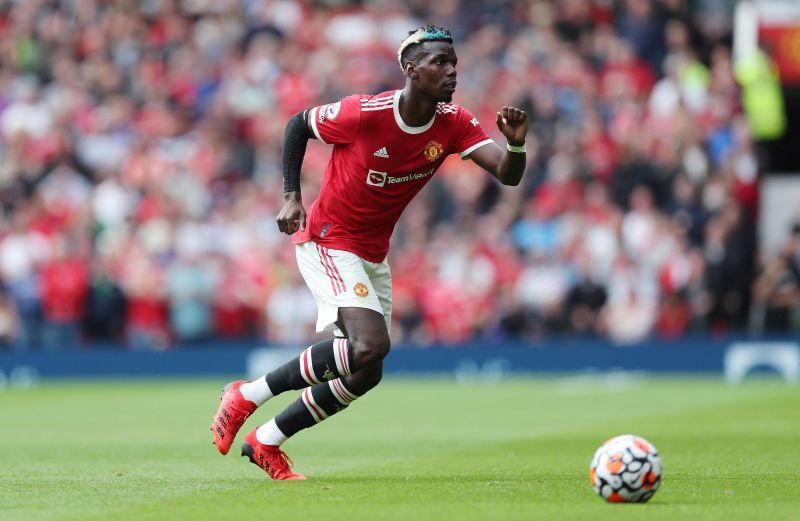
<box><xmin>506</xmin><ymin>142</ymin><xmax>526</xmax><ymax>153</ymax></box>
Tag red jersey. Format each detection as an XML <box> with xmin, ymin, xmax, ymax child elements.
<box><xmin>292</xmin><ymin>89</ymin><xmax>493</xmax><ymax>262</ymax></box>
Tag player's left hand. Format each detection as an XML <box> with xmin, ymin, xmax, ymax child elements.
<box><xmin>495</xmin><ymin>106</ymin><xmax>528</xmax><ymax>146</ymax></box>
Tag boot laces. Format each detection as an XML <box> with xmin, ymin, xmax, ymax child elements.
<box><xmin>272</xmin><ymin>448</ymin><xmax>294</xmax><ymax>470</ymax></box>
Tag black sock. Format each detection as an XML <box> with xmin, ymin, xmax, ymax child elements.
<box><xmin>265</xmin><ymin>338</ymin><xmax>353</xmax><ymax>395</ymax></box>
<box><xmin>274</xmin><ymin>378</ymin><xmax>360</xmax><ymax>438</ymax></box>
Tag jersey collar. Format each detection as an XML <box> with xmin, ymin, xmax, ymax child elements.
<box><xmin>393</xmin><ymin>90</ymin><xmax>435</xmax><ymax>134</ymax></box>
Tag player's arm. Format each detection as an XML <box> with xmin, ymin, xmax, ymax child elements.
<box><xmin>276</xmin><ymin>110</ymin><xmax>316</xmax><ymax>235</ymax></box>
<box><xmin>466</xmin><ymin>106</ymin><xmax>528</xmax><ymax>186</ymax></box>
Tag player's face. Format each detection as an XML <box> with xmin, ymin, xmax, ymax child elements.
<box><xmin>415</xmin><ymin>42</ymin><xmax>458</xmax><ymax>102</ymax></box>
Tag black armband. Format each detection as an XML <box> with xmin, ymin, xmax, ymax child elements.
<box><xmin>282</xmin><ymin>111</ymin><xmax>312</xmax><ymax>194</ymax></box>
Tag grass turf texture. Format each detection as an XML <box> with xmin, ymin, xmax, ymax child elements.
<box><xmin>1</xmin><ymin>377</ymin><xmax>798</xmax><ymax>521</ymax></box>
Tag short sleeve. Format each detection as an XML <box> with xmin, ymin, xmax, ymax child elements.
<box><xmin>453</xmin><ymin>107</ymin><xmax>494</xmax><ymax>159</ymax></box>
<box><xmin>308</xmin><ymin>94</ymin><xmax>361</xmax><ymax>145</ymax></box>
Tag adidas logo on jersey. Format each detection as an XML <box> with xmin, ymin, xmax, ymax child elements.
<box><xmin>373</xmin><ymin>147</ymin><xmax>389</xmax><ymax>158</ymax></box>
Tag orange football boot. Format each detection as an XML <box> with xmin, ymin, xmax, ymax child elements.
<box><xmin>241</xmin><ymin>429</ymin><xmax>306</xmax><ymax>481</ymax></box>
<box><xmin>211</xmin><ymin>381</ymin><xmax>257</xmax><ymax>455</ymax></box>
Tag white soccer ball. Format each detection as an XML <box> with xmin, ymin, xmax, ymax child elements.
<box><xmin>589</xmin><ymin>434</ymin><xmax>662</xmax><ymax>503</ymax></box>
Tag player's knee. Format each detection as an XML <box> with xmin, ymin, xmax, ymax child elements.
<box><xmin>350</xmin><ymin>334</ymin><xmax>390</xmax><ymax>368</ymax></box>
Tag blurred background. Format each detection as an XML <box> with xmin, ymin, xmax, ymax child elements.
<box><xmin>0</xmin><ymin>0</ymin><xmax>797</xmax><ymax>364</ymax></box>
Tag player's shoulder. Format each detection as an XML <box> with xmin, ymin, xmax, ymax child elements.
<box><xmin>358</xmin><ymin>90</ymin><xmax>396</xmax><ymax>102</ymax></box>
<box><xmin>435</xmin><ymin>101</ymin><xmax>460</xmax><ymax>116</ymax></box>
<box><xmin>437</xmin><ymin>102</ymin><xmax>479</xmax><ymax>126</ymax></box>
<box><xmin>357</xmin><ymin>90</ymin><xmax>396</xmax><ymax>113</ymax></box>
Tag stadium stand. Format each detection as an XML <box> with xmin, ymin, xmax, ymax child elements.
<box><xmin>0</xmin><ymin>0</ymin><xmax>795</xmax><ymax>350</ymax></box>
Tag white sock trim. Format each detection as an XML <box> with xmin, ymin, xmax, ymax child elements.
<box><xmin>239</xmin><ymin>378</ymin><xmax>273</xmax><ymax>407</ymax></box>
<box><xmin>256</xmin><ymin>418</ymin><xmax>289</xmax><ymax>446</ymax></box>
<box><xmin>301</xmin><ymin>388</ymin><xmax>328</xmax><ymax>423</ymax></box>
<box><xmin>329</xmin><ymin>378</ymin><xmax>357</xmax><ymax>405</ymax></box>
<box><xmin>333</xmin><ymin>338</ymin><xmax>351</xmax><ymax>375</ymax></box>
<box><xmin>299</xmin><ymin>347</ymin><xmax>321</xmax><ymax>385</ymax></box>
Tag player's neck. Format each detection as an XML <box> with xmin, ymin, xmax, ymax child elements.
<box><xmin>397</xmin><ymin>87</ymin><xmax>437</xmax><ymax>127</ymax></box>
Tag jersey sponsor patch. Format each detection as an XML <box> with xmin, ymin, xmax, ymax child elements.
<box><xmin>364</xmin><ymin>167</ymin><xmax>435</xmax><ymax>188</ymax></box>
<box><xmin>366</xmin><ymin>169</ymin><xmax>387</xmax><ymax>187</ymax></box>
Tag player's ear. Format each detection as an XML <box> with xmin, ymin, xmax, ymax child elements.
<box><xmin>404</xmin><ymin>61</ymin><xmax>418</xmax><ymax>79</ymax></box>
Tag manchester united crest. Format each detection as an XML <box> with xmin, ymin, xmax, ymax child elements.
<box><xmin>423</xmin><ymin>140</ymin><xmax>443</xmax><ymax>161</ymax></box>
<box><xmin>354</xmin><ymin>282</ymin><xmax>369</xmax><ymax>297</ymax></box>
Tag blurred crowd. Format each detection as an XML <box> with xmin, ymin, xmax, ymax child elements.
<box><xmin>0</xmin><ymin>0</ymin><xmax>797</xmax><ymax>351</ymax></box>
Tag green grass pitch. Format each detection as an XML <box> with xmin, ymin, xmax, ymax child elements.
<box><xmin>1</xmin><ymin>376</ymin><xmax>798</xmax><ymax>521</ymax></box>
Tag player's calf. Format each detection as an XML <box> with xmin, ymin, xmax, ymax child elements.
<box><xmin>262</xmin><ymin>338</ymin><xmax>355</xmax><ymax>396</ymax></box>
<box><xmin>253</xmin><ymin>375</ymin><xmax>365</xmax><ymax>452</ymax></box>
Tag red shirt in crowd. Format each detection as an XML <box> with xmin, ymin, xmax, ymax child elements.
<box><xmin>40</xmin><ymin>257</ymin><xmax>90</xmax><ymax>323</ymax></box>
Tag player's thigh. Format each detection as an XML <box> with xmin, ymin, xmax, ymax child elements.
<box><xmin>365</xmin><ymin>259</ymin><xmax>392</xmax><ymax>331</ymax></box>
<box><xmin>295</xmin><ymin>242</ymin><xmax>385</xmax><ymax>331</ymax></box>
<box><xmin>337</xmin><ymin>307</ymin><xmax>389</xmax><ymax>342</ymax></box>
<box><xmin>338</xmin><ymin>259</ymin><xmax>392</xmax><ymax>359</ymax></box>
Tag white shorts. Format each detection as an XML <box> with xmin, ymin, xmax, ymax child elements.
<box><xmin>295</xmin><ymin>241</ymin><xmax>392</xmax><ymax>336</ymax></box>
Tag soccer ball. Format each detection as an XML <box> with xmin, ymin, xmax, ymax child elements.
<box><xmin>589</xmin><ymin>434</ymin><xmax>662</xmax><ymax>503</ymax></box>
